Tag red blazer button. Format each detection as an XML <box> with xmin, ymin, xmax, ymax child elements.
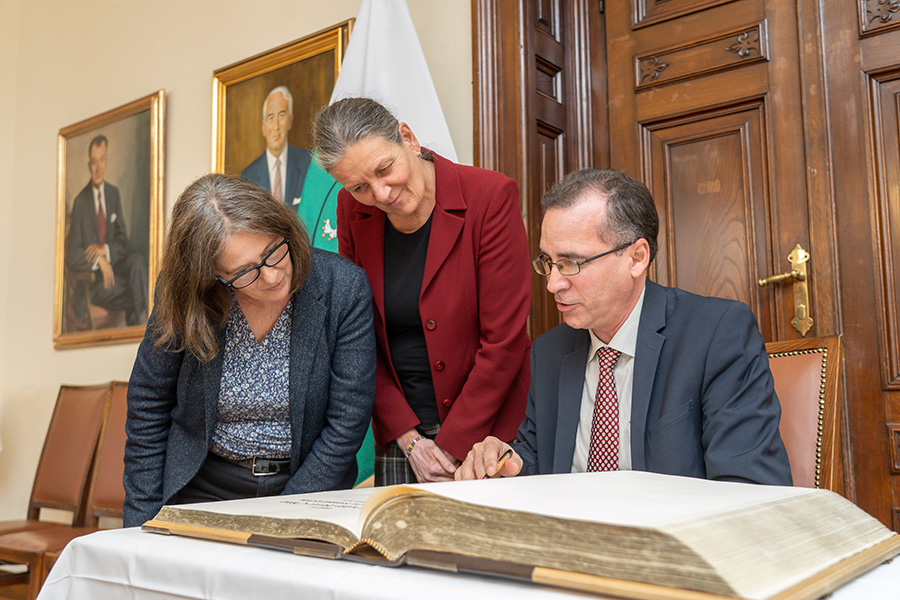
<box><xmin>425</xmin><ymin>319</ymin><xmax>437</xmax><ymax>330</ymax></box>
<box><xmin>434</xmin><ymin>360</ymin><xmax>445</xmax><ymax>371</ymax></box>
<box><xmin>442</xmin><ymin>398</ymin><xmax>452</xmax><ymax>407</ymax></box>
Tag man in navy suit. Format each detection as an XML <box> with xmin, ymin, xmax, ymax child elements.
<box><xmin>241</xmin><ymin>86</ymin><xmax>312</xmax><ymax>209</ymax></box>
<box><xmin>66</xmin><ymin>135</ymin><xmax>148</xmax><ymax>327</ymax></box>
<box><xmin>456</xmin><ymin>168</ymin><xmax>791</xmax><ymax>485</ymax></box>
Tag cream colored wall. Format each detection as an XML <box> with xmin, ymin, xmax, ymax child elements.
<box><xmin>0</xmin><ymin>0</ymin><xmax>472</xmax><ymax>520</ymax></box>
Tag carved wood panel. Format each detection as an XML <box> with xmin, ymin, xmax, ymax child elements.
<box><xmin>635</xmin><ymin>21</ymin><xmax>768</xmax><ymax>90</ymax></box>
<box><xmin>868</xmin><ymin>74</ymin><xmax>900</xmax><ymax>388</ymax></box>
<box><xmin>473</xmin><ymin>0</ymin><xmax>600</xmax><ymax>339</ymax></box>
<box><xmin>634</xmin><ymin>0</ymin><xmax>739</xmax><ymax>29</ymax></box>
<box><xmin>860</xmin><ymin>0</ymin><xmax>900</xmax><ymax>37</ymax></box>
<box><xmin>642</xmin><ymin>103</ymin><xmax>774</xmax><ymax>338</ymax></box>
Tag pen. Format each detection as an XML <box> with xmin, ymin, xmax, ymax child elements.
<box><xmin>483</xmin><ymin>448</ymin><xmax>514</xmax><ymax>479</ymax></box>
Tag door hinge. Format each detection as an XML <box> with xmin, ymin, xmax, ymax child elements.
<box><xmin>598</xmin><ymin>0</ymin><xmax>605</xmax><ymax>13</ymax></box>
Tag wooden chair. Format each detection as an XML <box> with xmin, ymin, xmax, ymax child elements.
<box><xmin>0</xmin><ymin>382</ymin><xmax>127</xmax><ymax>600</ymax></box>
<box><xmin>0</xmin><ymin>384</ymin><xmax>109</xmax><ymax>539</ymax></box>
<box><xmin>766</xmin><ymin>335</ymin><xmax>844</xmax><ymax>493</ymax></box>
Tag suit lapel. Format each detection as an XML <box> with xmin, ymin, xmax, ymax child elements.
<box><xmin>289</xmin><ymin>281</ymin><xmax>325</xmax><ymax>468</ymax></box>
<box><xmin>631</xmin><ymin>280</ymin><xmax>666</xmax><ymax>471</ymax></box>
<box><xmin>202</xmin><ymin>325</ymin><xmax>227</xmax><ymax>442</ymax></box>
<box><xmin>285</xmin><ymin>147</ymin><xmax>311</xmax><ymax>203</ymax></box>
<box><xmin>553</xmin><ymin>330</ymin><xmax>590</xmax><ymax>473</ymax></box>
<box><xmin>348</xmin><ymin>207</ymin><xmax>386</xmax><ymax>328</ymax></box>
<box><xmin>422</xmin><ymin>154</ymin><xmax>465</xmax><ymax>294</ymax></box>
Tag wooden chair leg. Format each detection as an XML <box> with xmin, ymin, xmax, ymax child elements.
<box><xmin>26</xmin><ymin>554</ymin><xmax>44</xmax><ymax>600</ymax></box>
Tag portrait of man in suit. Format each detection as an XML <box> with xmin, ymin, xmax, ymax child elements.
<box><xmin>241</xmin><ymin>86</ymin><xmax>313</xmax><ymax>210</ymax></box>
<box><xmin>66</xmin><ymin>135</ymin><xmax>148</xmax><ymax>329</ymax></box>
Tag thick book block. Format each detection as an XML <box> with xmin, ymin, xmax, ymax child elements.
<box><xmin>143</xmin><ymin>471</ymin><xmax>900</xmax><ymax>600</ymax></box>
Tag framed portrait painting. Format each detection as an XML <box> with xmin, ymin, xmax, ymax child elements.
<box><xmin>53</xmin><ymin>90</ymin><xmax>165</xmax><ymax>349</ymax></box>
<box><xmin>212</xmin><ymin>20</ymin><xmax>352</xmax><ymax>253</ymax></box>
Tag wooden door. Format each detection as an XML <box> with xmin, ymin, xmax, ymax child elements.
<box><xmin>605</xmin><ymin>0</ymin><xmax>836</xmax><ymax>344</ymax></box>
<box><xmin>473</xmin><ymin>0</ymin><xmax>900</xmax><ymax>527</ymax></box>
<box><xmin>825</xmin><ymin>0</ymin><xmax>900</xmax><ymax>531</ymax></box>
<box><xmin>599</xmin><ymin>0</ymin><xmax>900</xmax><ymax>529</ymax></box>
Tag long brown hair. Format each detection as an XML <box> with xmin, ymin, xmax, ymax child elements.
<box><xmin>152</xmin><ymin>173</ymin><xmax>312</xmax><ymax>362</ymax></box>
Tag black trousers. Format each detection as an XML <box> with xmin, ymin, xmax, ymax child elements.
<box><xmin>168</xmin><ymin>452</ymin><xmax>290</xmax><ymax>506</ymax></box>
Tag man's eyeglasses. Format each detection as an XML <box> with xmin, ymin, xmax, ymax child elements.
<box><xmin>532</xmin><ymin>241</ymin><xmax>635</xmax><ymax>276</ymax></box>
<box><xmin>217</xmin><ymin>237</ymin><xmax>290</xmax><ymax>289</ymax></box>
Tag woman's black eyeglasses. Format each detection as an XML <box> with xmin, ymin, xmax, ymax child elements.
<box><xmin>217</xmin><ymin>237</ymin><xmax>290</xmax><ymax>289</ymax></box>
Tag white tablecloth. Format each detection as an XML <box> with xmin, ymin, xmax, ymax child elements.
<box><xmin>38</xmin><ymin>527</ymin><xmax>900</xmax><ymax>600</ymax></box>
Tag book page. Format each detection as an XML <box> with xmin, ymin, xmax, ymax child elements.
<box><xmin>397</xmin><ymin>471</ymin><xmax>813</xmax><ymax>528</ymax></box>
<box><xmin>165</xmin><ymin>487</ymin><xmax>381</xmax><ymax>537</ymax></box>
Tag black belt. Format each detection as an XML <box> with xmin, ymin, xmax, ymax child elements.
<box><xmin>216</xmin><ymin>454</ymin><xmax>291</xmax><ymax>477</ymax></box>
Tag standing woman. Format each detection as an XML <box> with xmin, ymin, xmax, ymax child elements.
<box><xmin>313</xmin><ymin>97</ymin><xmax>531</xmax><ymax>485</ymax></box>
<box><xmin>123</xmin><ymin>174</ymin><xmax>375</xmax><ymax>527</ymax></box>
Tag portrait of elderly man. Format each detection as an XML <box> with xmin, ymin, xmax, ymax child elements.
<box><xmin>241</xmin><ymin>86</ymin><xmax>313</xmax><ymax>209</ymax></box>
<box><xmin>66</xmin><ymin>134</ymin><xmax>149</xmax><ymax>328</ymax></box>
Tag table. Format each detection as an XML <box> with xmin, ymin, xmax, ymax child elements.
<box><xmin>38</xmin><ymin>527</ymin><xmax>900</xmax><ymax>600</ymax></box>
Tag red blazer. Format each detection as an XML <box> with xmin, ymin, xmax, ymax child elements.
<box><xmin>337</xmin><ymin>152</ymin><xmax>531</xmax><ymax>460</ymax></box>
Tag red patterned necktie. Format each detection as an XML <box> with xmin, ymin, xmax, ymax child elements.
<box><xmin>587</xmin><ymin>346</ymin><xmax>621</xmax><ymax>472</ymax></box>
<box><xmin>272</xmin><ymin>158</ymin><xmax>283</xmax><ymax>201</ymax></box>
<box><xmin>97</xmin><ymin>187</ymin><xmax>107</xmax><ymax>245</ymax></box>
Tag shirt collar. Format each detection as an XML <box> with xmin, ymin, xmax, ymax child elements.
<box><xmin>266</xmin><ymin>146</ymin><xmax>288</xmax><ymax>172</ymax></box>
<box><xmin>588</xmin><ymin>284</ymin><xmax>646</xmax><ymax>363</ymax></box>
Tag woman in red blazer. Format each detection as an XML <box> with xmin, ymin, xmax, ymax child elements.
<box><xmin>314</xmin><ymin>98</ymin><xmax>531</xmax><ymax>485</ymax></box>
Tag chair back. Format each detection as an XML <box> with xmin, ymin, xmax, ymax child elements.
<box><xmin>84</xmin><ymin>381</ymin><xmax>128</xmax><ymax>524</ymax></box>
<box><xmin>766</xmin><ymin>335</ymin><xmax>844</xmax><ymax>492</ymax></box>
<box><xmin>28</xmin><ymin>384</ymin><xmax>110</xmax><ymax>524</ymax></box>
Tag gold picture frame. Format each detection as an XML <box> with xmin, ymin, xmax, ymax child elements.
<box><xmin>54</xmin><ymin>90</ymin><xmax>165</xmax><ymax>349</ymax></box>
<box><xmin>212</xmin><ymin>20</ymin><xmax>352</xmax><ymax>253</ymax></box>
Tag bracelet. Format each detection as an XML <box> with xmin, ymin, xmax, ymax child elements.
<box><xmin>406</xmin><ymin>435</ymin><xmax>425</xmax><ymax>457</ymax></box>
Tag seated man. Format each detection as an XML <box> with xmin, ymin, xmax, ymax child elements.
<box><xmin>457</xmin><ymin>168</ymin><xmax>791</xmax><ymax>485</ymax></box>
<box><xmin>67</xmin><ymin>135</ymin><xmax>148</xmax><ymax>327</ymax></box>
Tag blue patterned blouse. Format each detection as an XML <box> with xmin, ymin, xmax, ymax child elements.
<box><xmin>210</xmin><ymin>299</ymin><xmax>293</xmax><ymax>459</ymax></box>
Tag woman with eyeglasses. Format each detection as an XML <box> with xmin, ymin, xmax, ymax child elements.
<box><xmin>123</xmin><ymin>173</ymin><xmax>375</xmax><ymax>527</ymax></box>
<box><xmin>312</xmin><ymin>97</ymin><xmax>531</xmax><ymax>485</ymax></box>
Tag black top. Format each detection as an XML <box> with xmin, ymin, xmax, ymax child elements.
<box><xmin>383</xmin><ymin>213</ymin><xmax>439</xmax><ymax>425</ymax></box>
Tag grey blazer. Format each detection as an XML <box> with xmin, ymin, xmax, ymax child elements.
<box><xmin>123</xmin><ymin>249</ymin><xmax>375</xmax><ymax>527</ymax></box>
<box><xmin>513</xmin><ymin>280</ymin><xmax>792</xmax><ymax>485</ymax></box>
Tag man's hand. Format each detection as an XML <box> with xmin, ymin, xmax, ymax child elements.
<box><xmin>455</xmin><ymin>436</ymin><xmax>522</xmax><ymax>480</ymax></box>
<box><xmin>97</xmin><ymin>256</ymin><xmax>115</xmax><ymax>289</ymax></box>
<box><xmin>84</xmin><ymin>243</ymin><xmax>106</xmax><ymax>264</ymax></box>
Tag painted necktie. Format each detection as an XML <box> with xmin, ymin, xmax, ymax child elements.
<box><xmin>272</xmin><ymin>158</ymin><xmax>283</xmax><ymax>202</ymax></box>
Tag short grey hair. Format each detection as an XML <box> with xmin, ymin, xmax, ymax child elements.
<box><xmin>542</xmin><ymin>168</ymin><xmax>659</xmax><ymax>264</ymax></box>
<box><xmin>312</xmin><ymin>97</ymin><xmax>402</xmax><ymax>171</ymax></box>
<box><xmin>263</xmin><ymin>86</ymin><xmax>294</xmax><ymax>121</ymax></box>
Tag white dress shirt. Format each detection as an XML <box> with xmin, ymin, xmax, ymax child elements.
<box><xmin>571</xmin><ymin>286</ymin><xmax>646</xmax><ymax>472</ymax></box>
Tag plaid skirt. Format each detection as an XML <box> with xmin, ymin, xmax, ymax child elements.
<box><xmin>374</xmin><ymin>424</ymin><xmax>441</xmax><ymax>486</ymax></box>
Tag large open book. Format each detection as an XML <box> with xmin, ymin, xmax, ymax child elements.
<box><xmin>143</xmin><ymin>471</ymin><xmax>900</xmax><ymax>600</ymax></box>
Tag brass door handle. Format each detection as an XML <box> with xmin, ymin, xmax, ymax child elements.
<box><xmin>758</xmin><ymin>270</ymin><xmax>805</xmax><ymax>287</ymax></box>
<box><xmin>758</xmin><ymin>244</ymin><xmax>813</xmax><ymax>336</ymax></box>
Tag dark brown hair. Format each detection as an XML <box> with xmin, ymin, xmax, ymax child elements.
<box><xmin>152</xmin><ymin>173</ymin><xmax>312</xmax><ymax>362</ymax></box>
<box><xmin>542</xmin><ymin>168</ymin><xmax>659</xmax><ymax>264</ymax></box>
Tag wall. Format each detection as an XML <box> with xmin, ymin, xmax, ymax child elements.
<box><xmin>0</xmin><ymin>0</ymin><xmax>20</xmax><ymax>455</ymax></box>
<box><xmin>0</xmin><ymin>0</ymin><xmax>472</xmax><ymax>520</ymax></box>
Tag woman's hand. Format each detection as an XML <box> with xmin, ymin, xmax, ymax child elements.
<box><xmin>397</xmin><ymin>429</ymin><xmax>458</xmax><ymax>482</ymax></box>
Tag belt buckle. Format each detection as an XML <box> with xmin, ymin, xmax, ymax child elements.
<box><xmin>251</xmin><ymin>457</ymin><xmax>277</xmax><ymax>477</ymax></box>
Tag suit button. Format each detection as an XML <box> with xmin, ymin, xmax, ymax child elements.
<box><xmin>442</xmin><ymin>398</ymin><xmax>452</xmax><ymax>407</ymax></box>
<box><xmin>434</xmin><ymin>360</ymin><xmax>445</xmax><ymax>371</ymax></box>
<box><xmin>425</xmin><ymin>319</ymin><xmax>436</xmax><ymax>330</ymax></box>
